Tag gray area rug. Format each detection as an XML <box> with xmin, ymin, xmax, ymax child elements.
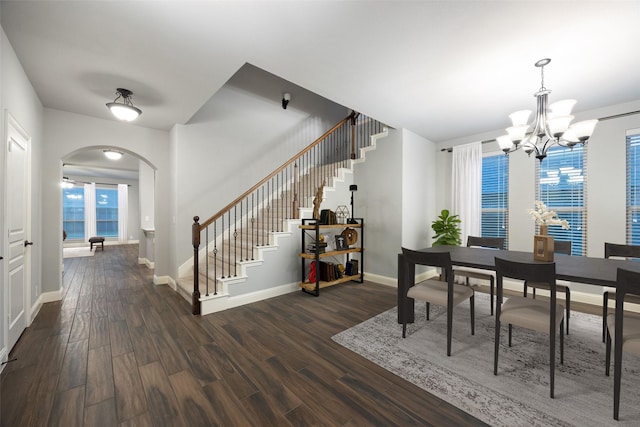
<box><xmin>332</xmin><ymin>293</ymin><xmax>640</xmax><ymax>426</ymax></box>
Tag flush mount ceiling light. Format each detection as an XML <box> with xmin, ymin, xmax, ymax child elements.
<box><xmin>496</xmin><ymin>58</ymin><xmax>598</xmax><ymax>161</ymax></box>
<box><xmin>106</xmin><ymin>88</ymin><xmax>142</xmax><ymax>121</ymax></box>
<box><xmin>103</xmin><ymin>149</ymin><xmax>123</xmax><ymax>160</ymax></box>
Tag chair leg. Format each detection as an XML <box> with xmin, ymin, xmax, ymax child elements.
<box><xmin>565</xmin><ymin>287</ymin><xmax>571</xmax><ymax>335</ymax></box>
<box><xmin>446</xmin><ymin>305</ymin><xmax>452</xmax><ymax>357</ymax></box>
<box><xmin>602</xmin><ymin>292</ymin><xmax>609</xmax><ymax>343</ymax></box>
<box><xmin>402</xmin><ymin>322</ymin><xmax>407</xmax><ymax>339</ymax></box>
<box><xmin>508</xmin><ymin>324</ymin><xmax>512</xmax><ymax>347</ymax></box>
<box><xmin>560</xmin><ymin>319</ymin><xmax>564</xmax><ymax>365</ymax></box>
<box><xmin>523</xmin><ymin>282</ymin><xmax>528</xmax><ymax>298</ymax></box>
<box><xmin>533</xmin><ymin>288</ymin><xmax>537</xmax><ymax>299</ymax></box>
<box><xmin>426</xmin><ymin>302</ymin><xmax>430</xmax><ymax>321</ymax></box>
<box><xmin>489</xmin><ymin>277</ymin><xmax>494</xmax><ymax>316</ymax></box>
<box><xmin>614</xmin><ymin>332</ymin><xmax>623</xmax><ymax>420</ymax></box>
<box><xmin>605</xmin><ymin>328</ymin><xmax>611</xmax><ymax>376</ymax></box>
<box><xmin>494</xmin><ymin>319</ymin><xmax>500</xmax><ymax>375</ymax></box>
<box><xmin>470</xmin><ymin>294</ymin><xmax>475</xmax><ymax>335</ymax></box>
<box><xmin>550</xmin><ymin>325</ymin><xmax>556</xmax><ymax>399</ymax></box>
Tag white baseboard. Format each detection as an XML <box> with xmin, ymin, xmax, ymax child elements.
<box><xmin>200</xmin><ymin>282</ymin><xmax>299</xmax><ymax>315</ymax></box>
<box><xmin>138</xmin><ymin>257</ymin><xmax>155</xmax><ymax>269</ymax></box>
<box><xmin>39</xmin><ymin>287</ymin><xmax>63</xmax><ymax>303</ymax></box>
<box><xmin>153</xmin><ymin>275</ymin><xmax>171</xmax><ymax>286</ymax></box>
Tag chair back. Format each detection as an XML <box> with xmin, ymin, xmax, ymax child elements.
<box><xmin>615</xmin><ymin>268</ymin><xmax>640</xmax><ymax>306</ymax></box>
<box><xmin>605</xmin><ymin>242</ymin><xmax>640</xmax><ymax>260</ymax></box>
<box><xmin>401</xmin><ymin>247</ymin><xmax>453</xmax><ymax>285</ymax></box>
<box><xmin>467</xmin><ymin>236</ymin><xmax>505</xmax><ymax>250</ymax></box>
<box><xmin>554</xmin><ymin>240</ymin><xmax>572</xmax><ymax>255</ymax></box>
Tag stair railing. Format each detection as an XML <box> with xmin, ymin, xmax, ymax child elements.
<box><xmin>190</xmin><ymin>111</ymin><xmax>384</xmax><ymax>314</ymax></box>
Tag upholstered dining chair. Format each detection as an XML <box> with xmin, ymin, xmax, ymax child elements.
<box><xmin>494</xmin><ymin>257</ymin><xmax>564</xmax><ymax>398</ymax></box>
<box><xmin>604</xmin><ymin>267</ymin><xmax>640</xmax><ymax>420</ymax></box>
<box><xmin>453</xmin><ymin>236</ymin><xmax>505</xmax><ymax>316</ymax></box>
<box><xmin>602</xmin><ymin>243</ymin><xmax>640</xmax><ymax>342</ymax></box>
<box><xmin>523</xmin><ymin>240</ymin><xmax>572</xmax><ymax>334</ymax></box>
<box><xmin>401</xmin><ymin>247</ymin><xmax>475</xmax><ymax>356</ymax></box>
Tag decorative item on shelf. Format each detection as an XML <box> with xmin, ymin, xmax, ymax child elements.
<box><xmin>348</xmin><ymin>184</ymin><xmax>358</xmax><ymax>224</ymax></box>
<box><xmin>341</xmin><ymin>227</ymin><xmax>358</xmax><ymax>247</ymax></box>
<box><xmin>319</xmin><ymin>209</ymin><xmax>337</xmax><ymax>225</ymax></box>
<box><xmin>431</xmin><ymin>209</ymin><xmax>462</xmax><ymax>246</ymax></box>
<box><xmin>495</xmin><ymin>58</ymin><xmax>598</xmax><ymax>162</ymax></box>
<box><xmin>335</xmin><ymin>235</ymin><xmax>348</xmax><ymax>251</ymax></box>
<box><xmin>312</xmin><ymin>181</ymin><xmax>325</xmax><ymax>220</ymax></box>
<box><xmin>529</xmin><ymin>200</ymin><xmax>570</xmax><ymax>261</ymax></box>
<box><xmin>335</xmin><ymin>205</ymin><xmax>349</xmax><ymax>224</ymax></box>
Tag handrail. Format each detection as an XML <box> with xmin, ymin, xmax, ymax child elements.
<box><xmin>198</xmin><ymin>111</ymin><xmax>359</xmax><ymax>230</ymax></box>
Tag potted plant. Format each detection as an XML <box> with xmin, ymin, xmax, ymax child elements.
<box><xmin>431</xmin><ymin>209</ymin><xmax>462</xmax><ymax>246</ymax></box>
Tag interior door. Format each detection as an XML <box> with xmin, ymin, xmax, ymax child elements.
<box><xmin>6</xmin><ymin>114</ymin><xmax>31</xmax><ymax>352</ymax></box>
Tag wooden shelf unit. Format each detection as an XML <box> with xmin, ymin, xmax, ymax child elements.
<box><xmin>299</xmin><ymin>218</ymin><xmax>364</xmax><ymax>296</ymax></box>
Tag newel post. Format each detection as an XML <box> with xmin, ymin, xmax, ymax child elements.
<box><xmin>192</xmin><ymin>216</ymin><xmax>201</xmax><ymax>315</ymax></box>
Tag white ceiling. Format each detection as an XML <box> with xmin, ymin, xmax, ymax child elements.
<box><xmin>2</xmin><ymin>1</ymin><xmax>640</xmax><ymax>146</ymax></box>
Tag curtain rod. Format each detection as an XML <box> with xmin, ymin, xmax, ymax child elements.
<box><xmin>440</xmin><ymin>109</ymin><xmax>640</xmax><ymax>153</ymax></box>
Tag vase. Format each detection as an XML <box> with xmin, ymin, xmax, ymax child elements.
<box><xmin>534</xmin><ymin>224</ymin><xmax>554</xmax><ymax>261</ymax></box>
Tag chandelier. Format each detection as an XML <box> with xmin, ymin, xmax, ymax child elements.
<box><xmin>496</xmin><ymin>58</ymin><xmax>598</xmax><ymax>161</ymax></box>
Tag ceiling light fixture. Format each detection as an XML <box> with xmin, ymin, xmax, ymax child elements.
<box><xmin>103</xmin><ymin>149</ymin><xmax>123</xmax><ymax>160</ymax></box>
<box><xmin>106</xmin><ymin>88</ymin><xmax>142</xmax><ymax>121</ymax></box>
<box><xmin>496</xmin><ymin>58</ymin><xmax>598</xmax><ymax>161</ymax></box>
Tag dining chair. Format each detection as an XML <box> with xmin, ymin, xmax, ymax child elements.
<box><xmin>523</xmin><ymin>240</ymin><xmax>572</xmax><ymax>334</ymax></box>
<box><xmin>401</xmin><ymin>247</ymin><xmax>475</xmax><ymax>356</ymax></box>
<box><xmin>453</xmin><ymin>236</ymin><xmax>505</xmax><ymax>316</ymax></box>
<box><xmin>602</xmin><ymin>243</ymin><xmax>640</xmax><ymax>342</ymax></box>
<box><xmin>494</xmin><ymin>257</ymin><xmax>564</xmax><ymax>398</ymax></box>
<box><xmin>604</xmin><ymin>267</ymin><xmax>640</xmax><ymax>420</ymax></box>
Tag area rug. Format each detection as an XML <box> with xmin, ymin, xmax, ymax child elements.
<box><xmin>63</xmin><ymin>247</ymin><xmax>94</xmax><ymax>258</ymax></box>
<box><xmin>332</xmin><ymin>293</ymin><xmax>640</xmax><ymax>426</ymax></box>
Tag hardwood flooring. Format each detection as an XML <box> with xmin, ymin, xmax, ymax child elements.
<box><xmin>1</xmin><ymin>244</ymin><xmax>487</xmax><ymax>426</ymax></box>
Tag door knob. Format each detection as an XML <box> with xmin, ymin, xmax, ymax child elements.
<box><xmin>24</xmin><ymin>240</ymin><xmax>33</xmax><ymax>247</ymax></box>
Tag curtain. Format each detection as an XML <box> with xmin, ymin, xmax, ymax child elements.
<box><xmin>452</xmin><ymin>141</ymin><xmax>482</xmax><ymax>245</ymax></box>
<box><xmin>118</xmin><ymin>184</ymin><xmax>128</xmax><ymax>242</ymax></box>
<box><xmin>84</xmin><ymin>182</ymin><xmax>96</xmax><ymax>240</ymax></box>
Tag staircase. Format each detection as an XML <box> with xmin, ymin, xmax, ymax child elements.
<box><xmin>175</xmin><ymin>112</ymin><xmax>387</xmax><ymax>315</ymax></box>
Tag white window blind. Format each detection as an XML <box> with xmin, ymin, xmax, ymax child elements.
<box><xmin>536</xmin><ymin>145</ymin><xmax>587</xmax><ymax>255</ymax></box>
<box><xmin>626</xmin><ymin>131</ymin><xmax>640</xmax><ymax>244</ymax></box>
<box><xmin>481</xmin><ymin>153</ymin><xmax>508</xmax><ymax>248</ymax></box>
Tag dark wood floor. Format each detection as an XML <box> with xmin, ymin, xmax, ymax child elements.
<box><xmin>1</xmin><ymin>244</ymin><xmax>490</xmax><ymax>426</ymax></box>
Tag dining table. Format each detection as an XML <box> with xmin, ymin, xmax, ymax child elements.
<box><xmin>397</xmin><ymin>245</ymin><xmax>640</xmax><ymax>324</ymax></box>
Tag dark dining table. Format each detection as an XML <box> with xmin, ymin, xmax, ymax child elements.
<box><xmin>397</xmin><ymin>245</ymin><xmax>640</xmax><ymax>324</ymax></box>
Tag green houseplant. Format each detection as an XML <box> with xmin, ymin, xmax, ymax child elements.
<box><xmin>431</xmin><ymin>209</ymin><xmax>462</xmax><ymax>246</ymax></box>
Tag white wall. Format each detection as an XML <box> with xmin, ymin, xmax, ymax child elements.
<box><xmin>401</xmin><ymin>129</ymin><xmax>437</xmax><ymax>251</ymax></box>
<box><xmin>1</xmin><ymin>27</ymin><xmax>44</xmax><ymax>356</ymax></box>
<box><xmin>42</xmin><ymin>109</ymin><xmax>170</xmax><ymax>292</ymax></box>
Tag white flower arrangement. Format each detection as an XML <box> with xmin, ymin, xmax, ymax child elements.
<box><xmin>528</xmin><ymin>200</ymin><xmax>570</xmax><ymax>230</ymax></box>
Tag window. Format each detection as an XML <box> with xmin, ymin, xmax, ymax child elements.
<box><xmin>62</xmin><ymin>184</ymin><xmax>120</xmax><ymax>240</ymax></box>
<box><xmin>626</xmin><ymin>131</ymin><xmax>640</xmax><ymax>245</ymax></box>
<box><xmin>96</xmin><ymin>187</ymin><xmax>118</xmax><ymax>238</ymax></box>
<box><xmin>537</xmin><ymin>145</ymin><xmax>587</xmax><ymax>255</ymax></box>
<box><xmin>481</xmin><ymin>154</ymin><xmax>508</xmax><ymax>247</ymax></box>
<box><xmin>62</xmin><ymin>187</ymin><xmax>85</xmax><ymax>240</ymax></box>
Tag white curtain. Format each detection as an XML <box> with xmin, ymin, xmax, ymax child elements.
<box><xmin>118</xmin><ymin>184</ymin><xmax>128</xmax><ymax>242</ymax></box>
<box><xmin>84</xmin><ymin>182</ymin><xmax>96</xmax><ymax>240</ymax></box>
<box><xmin>452</xmin><ymin>141</ymin><xmax>482</xmax><ymax>245</ymax></box>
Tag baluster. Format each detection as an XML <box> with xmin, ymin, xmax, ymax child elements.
<box><xmin>205</xmin><ymin>225</ymin><xmax>209</xmax><ymax>296</ymax></box>
<box><xmin>251</xmin><ymin>192</ymin><xmax>255</xmax><ymax>259</ymax></box>
<box><xmin>233</xmin><ymin>207</ymin><xmax>237</xmax><ymax>277</ymax></box>
<box><xmin>213</xmin><ymin>221</ymin><xmax>217</xmax><ymax>295</ymax></box>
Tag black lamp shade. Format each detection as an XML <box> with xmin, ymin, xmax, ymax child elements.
<box><xmin>349</xmin><ymin>185</ymin><xmax>358</xmax><ymax>192</ymax></box>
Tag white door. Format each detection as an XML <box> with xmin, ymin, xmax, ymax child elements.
<box><xmin>5</xmin><ymin>114</ymin><xmax>31</xmax><ymax>352</ymax></box>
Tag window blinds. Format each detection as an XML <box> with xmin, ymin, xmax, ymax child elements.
<box><xmin>481</xmin><ymin>154</ymin><xmax>509</xmax><ymax>247</ymax></box>
<box><xmin>626</xmin><ymin>132</ymin><xmax>640</xmax><ymax>245</ymax></box>
<box><xmin>536</xmin><ymin>145</ymin><xmax>587</xmax><ymax>255</ymax></box>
